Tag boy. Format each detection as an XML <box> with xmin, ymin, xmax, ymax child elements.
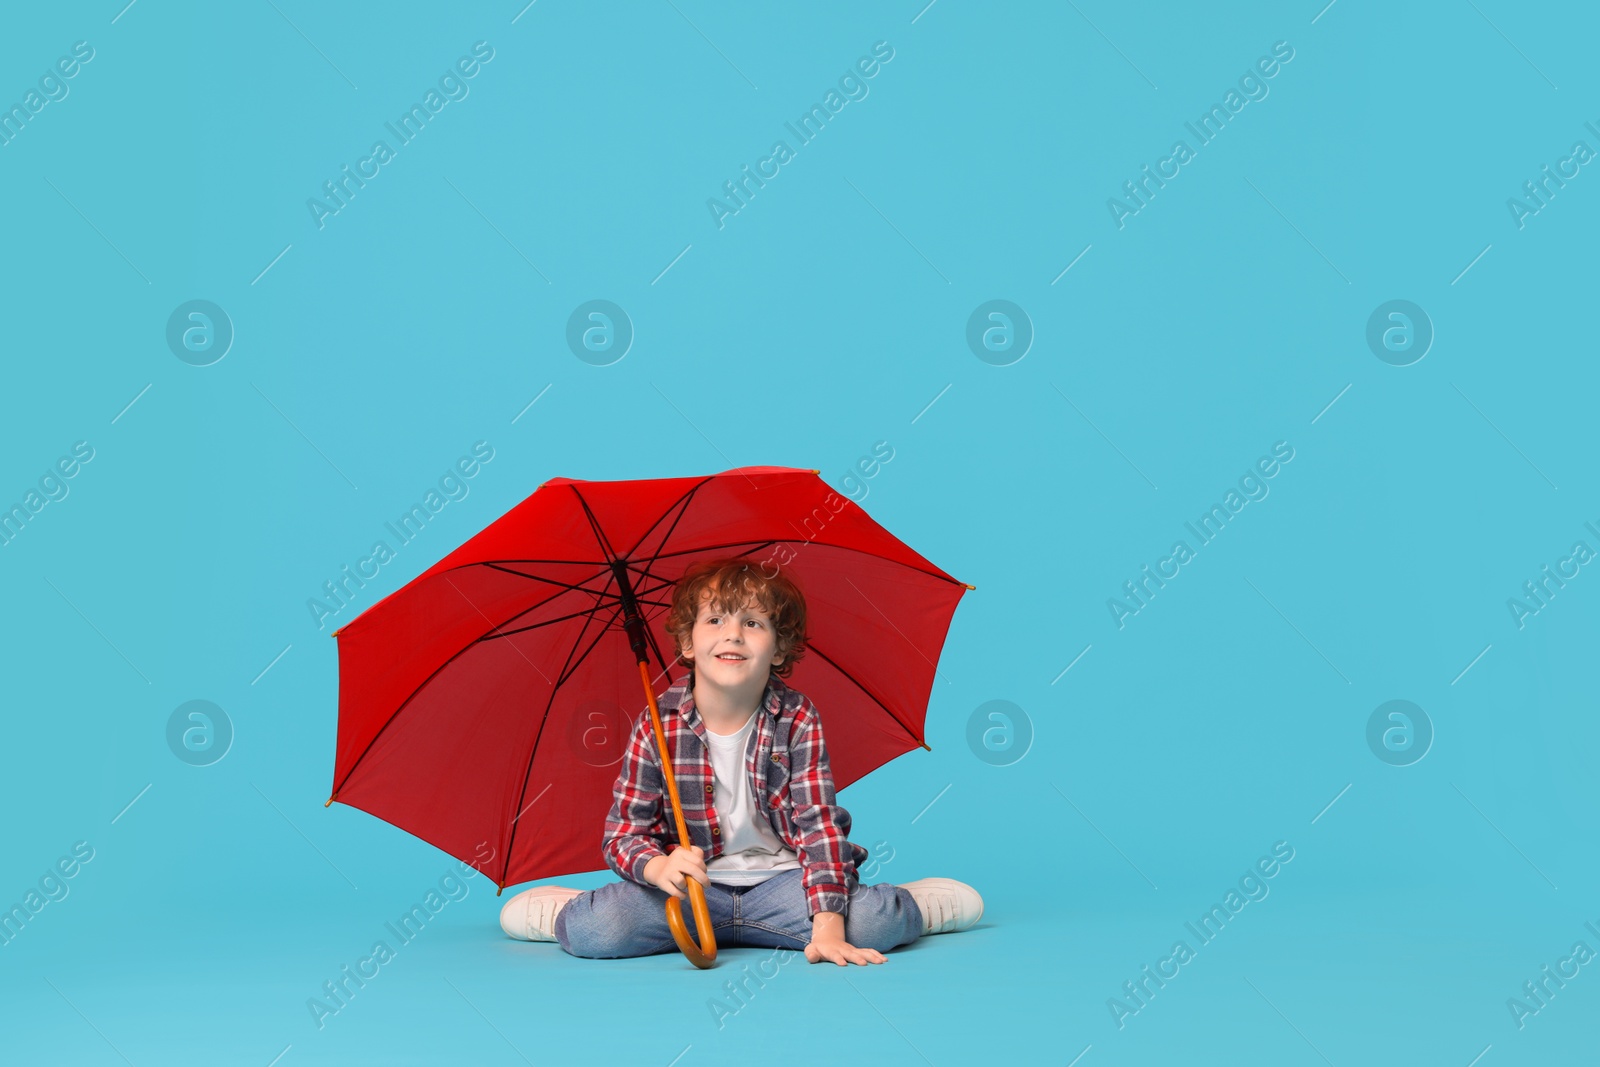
<box><xmin>500</xmin><ymin>558</ymin><xmax>982</xmax><ymax>964</ymax></box>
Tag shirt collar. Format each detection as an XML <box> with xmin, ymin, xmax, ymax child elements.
<box><xmin>664</xmin><ymin>672</ymin><xmax>797</xmax><ymax>723</ymax></box>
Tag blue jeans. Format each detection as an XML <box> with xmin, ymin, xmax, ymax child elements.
<box><xmin>554</xmin><ymin>869</ymin><xmax>922</xmax><ymax>959</ymax></box>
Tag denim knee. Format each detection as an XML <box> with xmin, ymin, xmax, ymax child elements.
<box><xmin>844</xmin><ymin>884</ymin><xmax>921</xmax><ymax>952</ymax></box>
<box><xmin>556</xmin><ymin>891</ymin><xmax>632</xmax><ymax>958</ymax></box>
<box><xmin>557</xmin><ymin>883</ymin><xmax>677</xmax><ymax>959</ymax></box>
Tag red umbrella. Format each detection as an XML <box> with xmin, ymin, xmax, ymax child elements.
<box><xmin>327</xmin><ymin>465</ymin><xmax>971</xmax><ymax>966</ymax></box>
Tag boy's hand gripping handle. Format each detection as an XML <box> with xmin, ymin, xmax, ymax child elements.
<box><xmin>635</xmin><ymin>658</ymin><xmax>718</xmax><ymax>968</ymax></box>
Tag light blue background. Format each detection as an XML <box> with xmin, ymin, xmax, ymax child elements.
<box><xmin>2</xmin><ymin>1</ymin><xmax>1596</xmax><ymax>1063</ymax></box>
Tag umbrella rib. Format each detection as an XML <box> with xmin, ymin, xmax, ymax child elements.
<box><xmin>331</xmin><ymin>568</ymin><xmax>614</xmax><ymax>800</ymax></box>
<box><xmin>331</xmin><ymin>630</ymin><xmax>505</xmax><ymax>801</ymax></box>
<box><xmin>502</xmin><ymin>575</ymin><xmax>620</xmax><ymax>883</ymax></box>
<box><xmin>622</xmin><ymin>541</ymin><xmax>778</xmax><ymax>594</ymax></box>
<box><xmin>479</xmin><ymin>562</ymin><xmax>623</xmax><ymax>593</ymax></box>
<box><xmin>500</xmin><ymin>558</ymin><xmax>628</xmax><ymax>886</ymax></box>
<box><xmin>623</xmin><ymin>478</ymin><xmax>743</xmax><ymax>682</ymax></box>
<box><xmin>476</xmin><ymin>601</ymin><xmax>624</xmax><ymax>642</ymax></box>
<box><xmin>624</xmin><ymin>538</ymin><xmax>782</xmax><ymax>567</ymax></box>
<box><xmin>500</xmin><ymin>481</ymin><xmax>707</xmax><ymax>885</ymax></box>
<box><xmin>567</xmin><ymin>484</ymin><xmax>625</xmax><ymax>565</ymax></box>
<box><xmin>452</xmin><ymin>556</ymin><xmax>614</xmax><ymax>567</ymax></box>
<box><xmin>618</xmin><ymin>476</ymin><xmax>717</xmax><ymax>563</ymax></box>
<box><xmin>462</xmin><ymin>565</ymin><xmax>622</xmax><ymax>639</ymax></box>
<box><xmin>552</xmin><ymin>602</ymin><xmax>629</xmax><ymax>689</ymax></box>
<box><xmin>803</xmin><ymin>642</ymin><xmax>927</xmax><ymax>749</ymax></box>
<box><xmin>478</xmin><ymin>593</ymin><xmax>675</xmax><ymax>642</ymax></box>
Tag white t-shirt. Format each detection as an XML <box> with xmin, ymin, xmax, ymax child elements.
<box><xmin>702</xmin><ymin>710</ymin><xmax>802</xmax><ymax>885</ymax></box>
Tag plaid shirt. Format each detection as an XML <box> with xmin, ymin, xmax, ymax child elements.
<box><xmin>602</xmin><ymin>673</ymin><xmax>869</xmax><ymax>919</ymax></box>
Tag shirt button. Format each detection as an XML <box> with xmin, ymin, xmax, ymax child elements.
<box><xmin>712</xmin><ymin>827</ymin><xmax>720</xmax><ymax>836</ymax></box>
<box><xmin>705</xmin><ymin>784</ymin><xmax>713</xmax><ymax>795</ymax></box>
<box><xmin>770</xmin><ymin>754</ymin><xmax>781</xmax><ymax>764</ymax></box>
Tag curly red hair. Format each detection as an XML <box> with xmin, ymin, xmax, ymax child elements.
<box><xmin>663</xmin><ymin>558</ymin><xmax>808</xmax><ymax>679</ymax></box>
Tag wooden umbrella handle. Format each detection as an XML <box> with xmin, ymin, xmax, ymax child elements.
<box><xmin>635</xmin><ymin>660</ymin><xmax>718</xmax><ymax>968</ymax></box>
<box><xmin>665</xmin><ymin>872</ymin><xmax>717</xmax><ymax>968</ymax></box>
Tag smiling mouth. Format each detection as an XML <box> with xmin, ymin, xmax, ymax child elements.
<box><xmin>715</xmin><ymin>654</ymin><xmax>746</xmax><ymax>661</ymax></box>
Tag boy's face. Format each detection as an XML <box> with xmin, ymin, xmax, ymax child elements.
<box><xmin>679</xmin><ymin>588</ymin><xmax>785</xmax><ymax>685</ymax></box>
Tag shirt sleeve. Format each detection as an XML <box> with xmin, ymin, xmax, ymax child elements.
<box><xmin>787</xmin><ymin>703</ymin><xmax>859</xmax><ymax>919</ymax></box>
<box><xmin>600</xmin><ymin>710</ymin><xmax>672</xmax><ymax>886</ymax></box>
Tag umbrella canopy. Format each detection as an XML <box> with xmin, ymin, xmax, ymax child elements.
<box><xmin>329</xmin><ymin>465</ymin><xmax>970</xmax><ymax>891</ymax></box>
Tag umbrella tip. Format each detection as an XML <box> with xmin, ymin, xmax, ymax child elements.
<box><xmin>920</xmin><ymin>740</ymin><xmax>932</xmax><ymax>751</ymax></box>
<box><xmin>963</xmin><ymin>582</ymin><xmax>976</xmax><ymax>591</ymax></box>
<box><xmin>496</xmin><ymin>884</ymin><xmax>505</xmax><ymax>897</ymax></box>
<box><xmin>324</xmin><ymin>795</ymin><xmax>336</xmax><ymax>807</ymax></box>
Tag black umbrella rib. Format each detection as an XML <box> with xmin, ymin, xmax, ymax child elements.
<box><xmin>626</xmin><ymin>540</ymin><xmax>778</xmax><ymax>589</ymax></box>
<box><xmin>802</xmin><ymin>642</ymin><xmax>926</xmax><ymax>749</ymax></box>
<box><xmin>332</xmin><ymin>631</ymin><xmax>494</xmax><ymax>800</ymax></box>
<box><xmin>621</xmin><ymin>540</ymin><xmax>780</xmax><ymax>589</ymax></box>
<box><xmin>502</xmin><ymin>673</ymin><xmax>575</xmax><ymax>883</ymax></box>
<box><xmin>477</xmin><ymin>591</ymin><xmax>676</xmax><ymax>643</ymax></box>
<box><xmin>568</xmin><ymin>484</ymin><xmax>624</xmax><ymax>565</ymax></box>
<box><xmin>450</xmin><ymin>568</ymin><xmax>614</xmax><ymax>644</ymax></box>
<box><xmin>503</xmin><ymin>483</ymin><xmax>697</xmax><ymax>885</ymax></box>
<box><xmin>473</xmin><ymin>563</ymin><xmax>630</xmax><ymax>598</ymax></box>
<box><xmin>624</xmin><ymin>538</ymin><xmax>783</xmax><ymax>566</ymax></box>
<box><xmin>460</xmin><ymin>557</ymin><xmax>614</xmax><ymax>567</ymax></box>
<box><xmin>550</xmin><ymin>600</ymin><xmax>631</xmax><ymax>690</ymax></box>
<box><xmin>624</xmin><ymin>488</ymin><xmax>796</xmax><ymax>699</ymax></box>
<box><xmin>333</xmin><ymin>566</ymin><xmax>615</xmax><ymax>798</ymax></box>
<box><xmin>478</xmin><ymin>563</ymin><xmax>618</xmax><ymax>592</ymax></box>
<box><xmin>501</xmin><ymin>481</ymin><xmax>699</xmax><ymax>885</ymax></box>
<box><xmin>619</xmin><ymin>476</ymin><xmax>717</xmax><ymax>564</ymax></box>
<box><xmin>476</xmin><ymin>563</ymin><xmax>653</xmax><ymax>613</ymax></box>
<box><xmin>478</xmin><ymin>563</ymin><xmax>672</xmax><ymax>609</ymax></box>
<box><xmin>499</xmin><ymin>586</ymin><xmax>618</xmax><ymax>888</ymax></box>
<box><xmin>475</xmin><ymin>601</ymin><xmax>622</xmax><ymax>642</ymax></box>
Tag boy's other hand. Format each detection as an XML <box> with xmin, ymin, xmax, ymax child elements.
<box><xmin>805</xmin><ymin>911</ymin><xmax>886</xmax><ymax>966</ymax></box>
<box><xmin>643</xmin><ymin>845</ymin><xmax>708</xmax><ymax>901</ymax></box>
<box><xmin>804</xmin><ymin>937</ymin><xmax>886</xmax><ymax>966</ymax></box>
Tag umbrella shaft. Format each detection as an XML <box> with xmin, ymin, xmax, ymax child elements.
<box><xmin>610</xmin><ymin>559</ymin><xmax>650</xmax><ymax>664</ymax></box>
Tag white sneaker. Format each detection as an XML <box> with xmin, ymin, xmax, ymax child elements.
<box><xmin>899</xmin><ymin>878</ymin><xmax>983</xmax><ymax>935</ymax></box>
<box><xmin>499</xmin><ymin>886</ymin><xmax>583</xmax><ymax>941</ymax></box>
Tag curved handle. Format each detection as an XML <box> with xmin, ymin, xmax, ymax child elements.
<box><xmin>624</xmin><ymin>652</ymin><xmax>718</xmax><ymax>968</ymax></box>
<box><xmin>664</xmin><ymin>876</ymin><xmax>717</xmax><ymax>968</ymax></box>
